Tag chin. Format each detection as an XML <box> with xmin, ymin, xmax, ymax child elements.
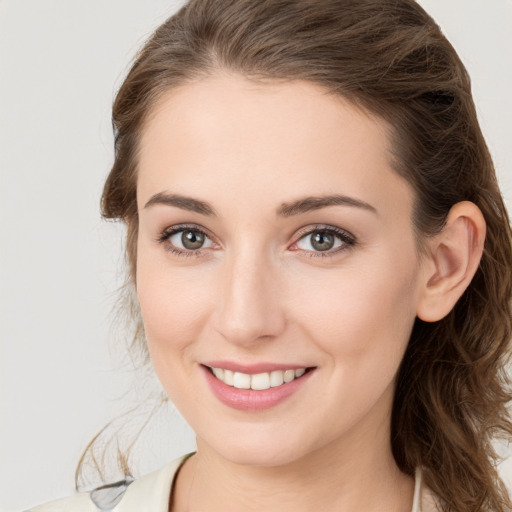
<box><xmin>223</xmin><ymin>446</ymin><xmax>303</xmax><ymax>468</ymax></box>
<box><xmin>199</xmin><ymin>426</ymin><xmax>317</xmax><ymax>468</ymax></box>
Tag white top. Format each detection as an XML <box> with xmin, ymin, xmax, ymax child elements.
<box><xmin>26</xmin><ymin>454</ymin><xmax>439</xmax><ymax>512</ymax></box>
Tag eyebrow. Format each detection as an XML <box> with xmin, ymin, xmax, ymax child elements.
<box><xmin>277</xmin><ymin>194</ymin><xmax>378</xmax><ymax>217</ymax></box>
<box><xmin>144</xmin><ymin>192</ymin><xmax>216</xmax><ymax>216</ymax></box>
<box><xmin>143</xmin><ymin>192</ymin><xmax>378</xmax><ymax>217</ymax></box>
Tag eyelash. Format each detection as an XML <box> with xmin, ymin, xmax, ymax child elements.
<box><xmin>292</xmin><ymin>225</ymin><xmax>356</xmax><ymax>258</ymax></box>
<box><xmin>156</xmin><ymin>224</ymin><xmax>356</xmax><ymax>258</ymax></box>
<box><xmin>157</xmin><ymin>224</ymin><xmax>213</xmax><ymax>258</ymax></box>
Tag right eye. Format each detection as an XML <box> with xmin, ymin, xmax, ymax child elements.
<box><xmin>158</xmin><ymin>226</ymin><xmax>215</xmax><ymax>255</ymax></box>
<box><xmin>170</xmin><ymin>229</ymin><xmax>213</xmax><ymax>250</ymax></box>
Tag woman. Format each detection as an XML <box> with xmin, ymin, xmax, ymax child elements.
<box><xmin>29</xmin><ymin>0</ymin><xmax>512</xmax><ymax>511</ymax></box>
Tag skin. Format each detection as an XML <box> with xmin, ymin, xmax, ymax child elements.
<box><xmin>134</xmin><ymin>74</ymin><xmax>485</xmax><ymax>511</ymax></box>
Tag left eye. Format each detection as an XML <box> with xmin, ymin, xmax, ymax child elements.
<box><xmin>168</xmin><ymin>229</ymin><xmax>214</xmax><ymax>250</ymax></box>
<box><xmin>295</xmin><ymin>229</ymin><xmax>350</xmax><ymax>252</ymax></box>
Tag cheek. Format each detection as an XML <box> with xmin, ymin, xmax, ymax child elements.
<box><xmin>285</xmin><ymin>258</ymin><xmax>420</xmax><ymax>430</ymax></box>
<box><xmin>135</xmin><ymin>250</ymin><xmax>216</xmax><ymax>355</ymax></box>
<box><xmin>135</xmin><ymin>255</ymin><xmax>219</xmax><ymax>412</ymax></box>
<box><xmin>288</xmin><ymin>253</ymin><xmax>420</xmax><ymax>373</ymax></box>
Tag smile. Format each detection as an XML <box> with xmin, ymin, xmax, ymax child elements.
<box><xmin>202</xmin><ymin>364</ymin><xmax>315</xmax><ymax>411</ymax></box>
<box><xmin>209</xmin><ymin>366</ymin><xmax>307</xmax><ymax>390</ymax></box>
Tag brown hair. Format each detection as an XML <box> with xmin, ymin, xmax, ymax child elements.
<box><xmin>90</xmin><ymin>0</ymin><xmax>512</xmax><ymax>510</ymax></box>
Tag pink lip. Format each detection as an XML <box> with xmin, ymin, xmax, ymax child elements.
<box><xmin>203</xmin><ymin>360</ymin><xmax>310</xmax><ymax>374</ymax></box>
<box><xmin>201</xmin><ymin>364</ymin><xmax>315</xmax><ymax>411</ymax></box>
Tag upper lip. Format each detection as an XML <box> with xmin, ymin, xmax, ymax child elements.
<box><xmin>202</xmin><ymin>361</ymin><xmax>314</xmax><ymax>374</ymax></box>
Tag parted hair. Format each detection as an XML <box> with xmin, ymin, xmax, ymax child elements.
<box><xmin>92</xmin><ymin>1</ymin><xmax>512</xmax><ymax>510</ymax></box>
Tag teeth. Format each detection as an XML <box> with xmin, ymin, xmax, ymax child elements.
<box><xmin>210</xmin><ymin>366</ymin><xmax>308</xmax><ymax>390</ymax></box>
<box><xmin>251</xmin><ymin>372</ymin><xmax>270</xmax><ymax>390</ymax></box>
<box><xmin>233</xmin><ymin>372</ymin><xmax>251</xmax><ymax>389</ymax></box>
<box><xmin>224</xmin><ymin>369</ymin><xmax>234</xmax><ymax>386</ymax></box>
<box><xmin>283</xmin><ymin>369</ymin><xmax>295</xmax><ymax>383</ymax></box>
<box><xmin>212</xmin><ymin>367</ymin><xmax>224</xmax><ymax>380</ymax></box>
<box><xmin>270</xmin><ymin>370</ymin><xmax>284</xmax><ymax>387</ymax></box>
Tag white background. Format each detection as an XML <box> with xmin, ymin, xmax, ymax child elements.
<box><xmin>1</xmin><ymin>1</ymin><xmax>511</xmax><ymax>510</ymax></box>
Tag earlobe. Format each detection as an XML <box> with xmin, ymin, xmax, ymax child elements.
<box><xmin>416</xmin><ymin>201</ymin><xmax>486</xmax><ymax>323</ymax></box>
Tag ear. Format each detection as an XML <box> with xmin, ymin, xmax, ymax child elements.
<box><xmin>416</xmin><ymin>201</ymin><xmax>486</xmax><ymax>322</ymax></box>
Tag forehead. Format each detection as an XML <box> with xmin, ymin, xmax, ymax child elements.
<box><xmin>136</xmin><ymin>74</ymin><xmax>413</xmax><ymax>220</ymax></box>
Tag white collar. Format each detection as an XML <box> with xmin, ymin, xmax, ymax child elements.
<box><xmin>111</xmin><ymin>455</ymin><xmax>189</xmax><ymax>511</ymax></box>
<box><xmin>92</xmin><ymin>455</ymin><xmax>426</xmax><ymax>512</ymax></box>
<box><xmin>411</xmin><ymin>466</ymin><xmax>423</xmax><ymax>512</ymax></box>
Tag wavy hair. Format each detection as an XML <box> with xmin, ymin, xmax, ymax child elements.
<box><xmin>82</xmin><ymin>1</ymin><xmax>512</xmax><ymax>510</ymax></box>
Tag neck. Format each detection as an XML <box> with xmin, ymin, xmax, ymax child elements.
<box><xmin>171</xmin><ymin>416</ymin><xmax>414</xmax><ymax>512</ymax></box>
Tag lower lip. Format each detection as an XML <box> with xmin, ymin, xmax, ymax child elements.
<box><xmin>201</xmin><ymin>365</ymin><xmax>314</xmax><ymax>411</ymax></box>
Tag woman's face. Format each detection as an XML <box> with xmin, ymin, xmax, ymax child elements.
<box><xmin>136</xmin><ymin>75</ymin><xmax>426</xmax><ymax>467</ymax></box>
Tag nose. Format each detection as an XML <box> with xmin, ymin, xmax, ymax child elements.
<box><xmin>213</xmin><ymin>247</ymin><xmax>287</xmax><ymax>347</ymax></box>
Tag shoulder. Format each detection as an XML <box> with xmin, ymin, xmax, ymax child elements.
<box><xmin>25</xmin><ymin>454</ymin><xmax>193</xmax><ymax>512</ymax></box>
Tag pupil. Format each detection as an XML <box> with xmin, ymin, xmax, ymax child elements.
<box><xmin>182</xmin><ymin>230</ymin><xmax>205</xmax><ymax>249</ymax></box>
<box><xmin>311</xmin><ymin>231</ymin><xmax>334</xmax><ymax>251</ymax></box>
